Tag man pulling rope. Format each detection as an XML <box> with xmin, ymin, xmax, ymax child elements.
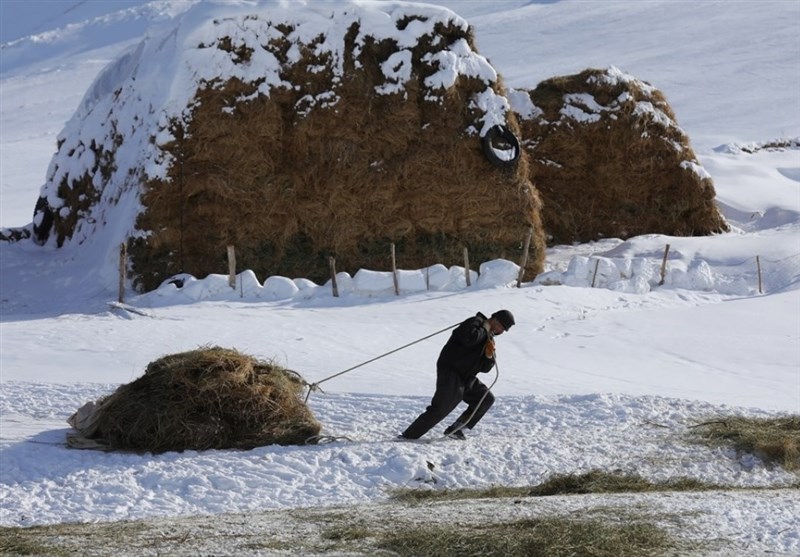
<box><xmin>399</xmin><ymin>309</ymin><xmax>515</xmax><ymax>441</ymax></box>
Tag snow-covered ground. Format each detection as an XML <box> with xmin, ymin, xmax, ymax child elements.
<box><xmin>1</xmin><ymin>0</ymin><xmax>799</xmax><ymax>553</ymax></box>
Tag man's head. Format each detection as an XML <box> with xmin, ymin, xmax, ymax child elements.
<box><xmin>489</xmin><ymin>309</ymin><xmax>515</xmax><ymax>335</ymax></box>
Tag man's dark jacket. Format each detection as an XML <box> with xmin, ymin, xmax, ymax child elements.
<box><xmin>438</xmin><ymin>312</ymin><xmax>495</xmax><ymax>379</ymax></box>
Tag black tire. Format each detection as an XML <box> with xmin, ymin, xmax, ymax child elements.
<box><xmin>32</xmin><ymin>196</ymin><xmax>54</xmax><ymax>245</ymax></box>
<box><xmin>481</xmin><ymin>125</ymin><xmax>521</xmax><ymax>168</ymax></box>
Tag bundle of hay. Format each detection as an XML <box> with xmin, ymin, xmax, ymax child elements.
<box><xmin>511</xmin><ymin>66</ymin><xmax>729</xmax><ymax>244</ymax></box>
<box><xmin>67</xmin><ymin>347</ymin><xmax>321</xmax><ymax>453</ymax></box>
<box><xmin>31</xmin><ymin>1</ymin><xmax>545</xmax><ymax>291</ymax></box>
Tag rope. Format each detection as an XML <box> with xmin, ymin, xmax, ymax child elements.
<box><xmin>303</xmin><ymin>351</ymin><xmax>501</xmax><ymax>445</ymax></box>
<box><xmin>442</xmin><ymin>354</ymin><xmax>500</xmax><ymax>440</ymax></box>
<box><xmin>303</xmin><ymin>321</ymin><xmax>460</xmax><ymax>402</ymax></box>
<box><xmin>304</xmin><ymin>358</ymin><xmax>501</xmax><ymax>444</ymax></box>
<box><xmin>303</xmin><ymin>323</ymin><xmax>502</xmax><ymax>444</ymax></box>
<box><xmin>305</xmin><ymin>434</ymin><xmax>354</xmax><ymax>444</ymax></box>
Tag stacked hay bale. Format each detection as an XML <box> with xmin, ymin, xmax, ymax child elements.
<box><xmin>31</xmin><ymin>2</ymin><xmax>545</xmax><ymax>291</ymax></box>
<box><xmin>67</xmin><ymin>347</ymin><xmax>321</xmax><ymax>453</ymax></box>
<box><xmin>511</xmin><ymin>66</ymin><xmax>728</xmax><ymax>244</ymax></box>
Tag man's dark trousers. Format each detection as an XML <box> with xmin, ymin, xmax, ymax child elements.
<box><xmin>402</xmin><ymin>368</ymin><xmax>495</xmax><ymax>439</ymax></box>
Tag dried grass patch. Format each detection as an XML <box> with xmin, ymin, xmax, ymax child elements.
<box><xmin>690</xmin><ymin>415</ymin><xmax>800</xmax><ymax>471</ymax></box>
<box><xmin>389</xmin><ymin>470</ymin><xmax>721</xmax><ymax>503</ymax></box>
<box><xmin>378</xmin><ymin>515</ymin><xmax>673</xmax><ymax>557</ymax></box>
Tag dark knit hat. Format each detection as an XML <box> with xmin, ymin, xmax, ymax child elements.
<box><xmin>491</xmin><ymin>309</ymin><xmax>515</xmax><ymax>330</ymax></box>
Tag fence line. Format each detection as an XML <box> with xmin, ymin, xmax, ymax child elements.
<box><xmin>115</xmin><ymin>237</ymin><xmax>800</xmax><ymax>300</ymax></box>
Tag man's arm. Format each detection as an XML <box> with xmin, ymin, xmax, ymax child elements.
<box><xmin>454</xmin><ymin>316</ymin><xmax>489</xmax><ymax>347</ymax></box>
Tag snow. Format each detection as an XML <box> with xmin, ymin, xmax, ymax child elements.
<box><xmin>1</xmin><ymin>0</ymin><xmax>799</xmax><ymax>553</ymax></box>
<box><xmin>561</xmin><ymin>93</ymin><xmax>604</xmax><ymax>123</ymax></box>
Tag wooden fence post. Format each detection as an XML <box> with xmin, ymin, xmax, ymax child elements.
<box><xmin>516</xmin><ymin>227</ymin><xmax>533</xmax><ymax>288</ymax></box>
<box><xmin>118</xmin><ymin>242</ymin><xmax>127</xmax><ymax>304</ymax></box>
<box><xmin>390</xmin><ymin>242</ymin><xmax>400</xmax><ymax>296</ymax></box>
<box><xmin>463</xmin><ymin>246</ymin><xmax>471</xmax><ymax>287</ymax></box>
<box><xmin>329</xmin><ymin>256</ymin><xmax>339</xmax><ymax>297</ymax></box>
<box><xmin>591</xmin><ymin>259</ymin><xmax>600</xmax><ymax>288</ymax></box>
<box><xmin>756</xmin><ymin>255</ymin><xmax>763</xmax><ymax>294</ymax></box>
<box><xmin>658</xmin><ymin>244</ymin><xmax>671</xmax><ymax>286</ymax></box>
<box><xmin>227</xmin><ymin>245</ymin><xmax>236</xmax><ymax>289</ymax></box>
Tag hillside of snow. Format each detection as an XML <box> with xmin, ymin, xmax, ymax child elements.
<box><xmin>1</xmin><ymin>1</ymin><xmax>798</xmax><ymax>554</ymax></box>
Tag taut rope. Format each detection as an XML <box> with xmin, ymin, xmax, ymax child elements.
<box><xmin>303</xmin><ymin>321</ymin><xmax>460</xmax><ymax>403</ymax></box>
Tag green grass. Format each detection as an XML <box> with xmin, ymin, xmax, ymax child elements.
<box><xmin>690</xmin><ymin>415</ymin><xmax>800</xmax><ymax>471</ymax></box>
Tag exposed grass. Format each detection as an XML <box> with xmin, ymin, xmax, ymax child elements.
<box><xmin>390</xmin><ymin>484</ymin><xmax>533</xmax><ymax>503</ymax></box>
<box><xmin>0</xmin><ymin>521</ymin><xmax>147</xmax><ymax>557</ymax></box>
<box><xmin>0</xmin><ymin>529</ymin><xmax>70</xmax><ymax>557</ymax></box>
<box><xmin>377</xmin><ymin>515</ymin><xmax>674</xmax><ymax>557</ymax></box>
<box><xmin>321</xmin><ymin>523</ymin><xmax>373</xmax><ymax>542</ymax></box>
<box><xmin>0</xmin><ymin>520</ymin><xmax>295</xmax><ymax>556</ymax></box>
<box><xmin>4</xmin><ymin>465</ymin><xmax>794</xmax><ymax>556</ymax></box>
<box><xmin>690</xmin><ymin>415</ymin><xmax>800</xmax><ymax>471</ymax></box>
<box><xmin>0</xmin><ymin>506</ymin><xmax>682</xmax><ymax>557</ymax></box>
<box><xmin>740</xmin><ymin>138</ymin><xmax>799</xmax><ymax>152</ymax></box>
<box><xmin>389</xmin><ymin>469</ymin><xmax>722</xmax><ymax>503</ymax></box>
<box><xmin>231</xmin><ymin>539</ymin><xmax>297</xmax><ymax>552</ymax></box>
<box><xmin>528</xmin><ymin>470</ymin><xmax>717</xmax><ymax>496</ymax></box>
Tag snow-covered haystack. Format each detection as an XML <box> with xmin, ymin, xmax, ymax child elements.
<box><xmin>67</xmin><ymin>347</ymin><xmax>321</xmax><ymax>453</ymax></box>
<box><xmin>510</xmin><ymin>67</ymin><xmax>729</xmax><ymax>245</ymax></box>
<box><xmin>30</xmin><ymin>0</ymin><xmax>544</xmax><ymax>292</ymax></box>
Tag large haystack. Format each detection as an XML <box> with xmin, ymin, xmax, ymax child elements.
<box><xmin>30</xmin><ymin>2</ymin><xmax>545</xmax><ymax>291</ymax></box>
<box><xmin>511</xmin><ymin>66</ymin><xmax>728</xmax><ymax>244</ymax></box>
<box><xmin>67</xmin><ymin>347</ymin><xmax>321</xmax><ymax>453</ymax></box>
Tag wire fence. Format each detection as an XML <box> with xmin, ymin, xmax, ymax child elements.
<box><xmin>708</xmin><ymin>252</ymin><xmax>800</xmax><ymax>294</ymax></box>
<box><xmin>538</xmin><ymin>249</ymin><xmax>800</xmax><ymax>296</ymax></box>
<box><xmin>121</xmin><ymin>240</ymin><xmax>800</xmax><ymax>303</ymax></box>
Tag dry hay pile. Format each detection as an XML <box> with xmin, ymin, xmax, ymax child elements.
<box><xmin>512</xmin><ymin>67</ymin><xmax>729</xmax><ymax>245</ymax></box>
<box><xmin>129</xmin><ymin>10</ymin><xmax>544</xmax><ymax>290</ymax></box>
<box><xmin>67</xmin><ymin>347</ymin><xmax>321</xmax><ymax>453</ymax></box>
<box><xmin>29</xmin><ymin>3</ymin><xmax>545</xmax><ymax>291</ymax></box>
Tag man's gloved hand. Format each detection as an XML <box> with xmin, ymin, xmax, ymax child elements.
<box><xmin>484</xmin><ymin>338</ymin><xmax>496</xmax><ymax>358</ymax></box>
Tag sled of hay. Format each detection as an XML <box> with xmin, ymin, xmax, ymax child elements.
<box><xmin>511</xmin><ymin>66</ymin><xmax>728</xmax><ymax>245</ymax></box>
<box><xmin>31</xmin><ymin>2</ymin><xmax>545</xmax><ymax>292</ymax></box>
<box><xmin>67</xmin><ymin>347</ymin><xmax>321</xmax><ymax>453</ymax></box>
